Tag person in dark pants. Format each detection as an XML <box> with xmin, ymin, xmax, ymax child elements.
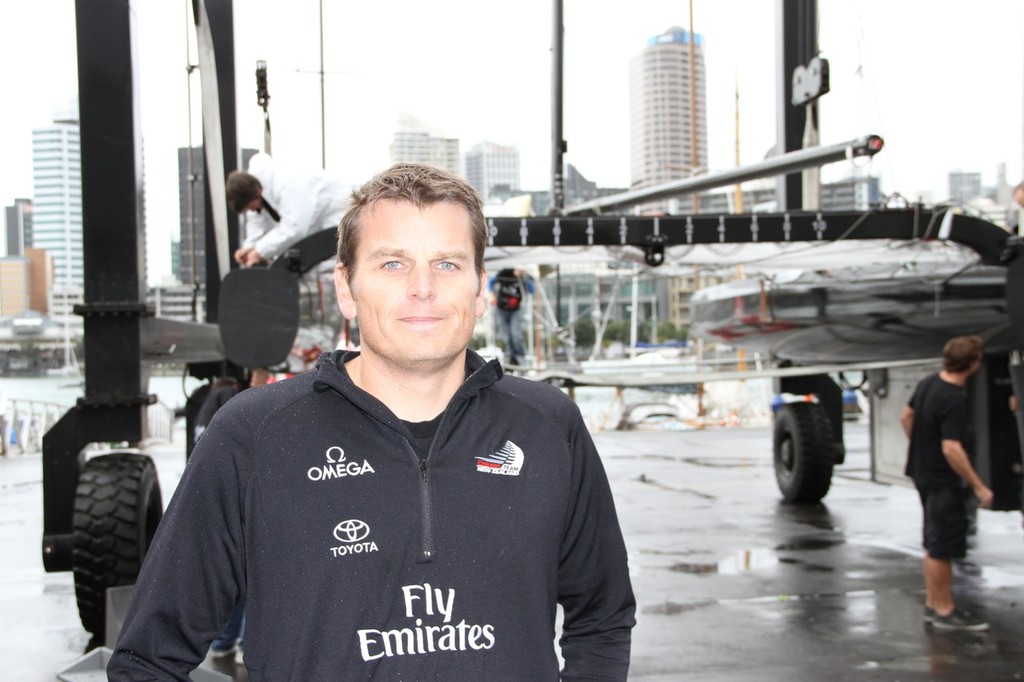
<box><xmin>900</xmin><ymin>335</ymin><xmax>994</xmax><ymax>631</ymax></box>
<box><xmin>488</xmin><ymin>267</ymin><xmax>534</xmax><ymax>366</ymax></box>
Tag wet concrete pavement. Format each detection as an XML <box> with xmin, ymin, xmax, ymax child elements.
<box><xmin>2</xmin><ymin>420</ymin><xmax>1023</xmax><ymax>680</ymax></box>
<box><xmin>608</xmin><ymin>425</ymin><xmax>1024</xmax><ymax>681</ymax></box>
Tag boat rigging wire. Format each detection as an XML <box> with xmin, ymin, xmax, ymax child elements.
<box><xmin>183</xmin><ymin>0</ymin><xmax>201</xmax><ymax>323</ymax></box>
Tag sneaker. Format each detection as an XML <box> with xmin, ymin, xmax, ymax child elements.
<box><xmin>924</xmin><ymin>606</ymin><xmax>989</xmax><ymax>631</ymax></box>
<box><xmin>235</xmin><ymin>647</ymin><xmax>245</xmax><ymax>666</ymax></box>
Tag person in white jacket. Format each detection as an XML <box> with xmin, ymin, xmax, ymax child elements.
<box><xmin>226</xmin><ymin>152</ymin><xmax>349</xmax><ymax>267</ymax></box>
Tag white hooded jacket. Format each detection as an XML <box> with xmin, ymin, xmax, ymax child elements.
<box><xmin>241</xmin><ymin>153</ymin><xmax>348</xmax><ymax>261</ymax></box>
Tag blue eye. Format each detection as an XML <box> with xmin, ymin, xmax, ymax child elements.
<box><xmin>438</xmin><ymin>262</ymin><xmax>456</xmax><ymax>271</ymax></box>
<box><xmin>383</xmin><ymin>261</ymin><xmax>402</xmax><ymax>270</ymax></box>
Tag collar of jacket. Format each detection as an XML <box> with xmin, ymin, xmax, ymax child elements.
<box><xmin>311</xmin><ymin>349</ymin><xmax>504</xmax><ymax>402</ymax></box>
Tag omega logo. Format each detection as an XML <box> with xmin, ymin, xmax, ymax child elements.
<box><xmin>308</xmin><ymin>446</ymin><xmax>376</xmax><ymax>482</ymax></box>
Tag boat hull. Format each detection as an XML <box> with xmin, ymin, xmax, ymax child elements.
<box><xmin>690</xmin><ymin>265</ymin><xmax>1015</xmax><ymax>363</ymax></box>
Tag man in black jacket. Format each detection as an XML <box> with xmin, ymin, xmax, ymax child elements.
<box><xmin>109</xmin><ymin>163</ymin><xmax>635</xmax><ymax>680</ymax></box>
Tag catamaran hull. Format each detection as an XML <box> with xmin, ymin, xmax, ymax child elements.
<box><xmin>689</xmin><ymin>265</ymin><xmax>1014</xmax><ymax>363</ymax></box>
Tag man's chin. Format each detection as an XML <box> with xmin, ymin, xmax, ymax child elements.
<box><xmin>370</xmin><ymin>345</ymin><xmax>466</xmax><ymax>373</ymax></box>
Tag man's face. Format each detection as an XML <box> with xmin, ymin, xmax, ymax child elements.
<box><xmin>1014</xmin><ymin>188</ymin><xmax>1024</xmax><ymax>210</ymax></box>
<box><xmin>334</xmin><ymin>199</ymin><xmax>486</xmax><ymax>374</ymax></box>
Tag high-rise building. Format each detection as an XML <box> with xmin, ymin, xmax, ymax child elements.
<box><xmin>464</xmin><ymin>141</ymin><xmax>520</xmax><ymax>204</ymax></box>
<box><xmin>820</xmin><ymin>176</ymin><xmax>881</xmax><ymax>211</ymax></box>
<box><xmin>177</xmin><ymin>146</ymin><xmax>206</xmax><ymax>287</ymax></box>
<box><xmin>390</xmin><ymin>114</ymin><xmax>461</xmax><ymax>176</ymax></box>
<box><xmin>32</xmin><ymin>99</ymin><xmax>82</xmax><ymax>287</ymax></box>
<box><xmin>25</xmin><ymin>248</ymin><xmax>52</xmax><ymax>314</ymax></box>
<box><xmin>170</xmin><ymin>237</ymin><xmax>181</xmax><ymax>282</ymax></box>
<box><xmin>149</xmin><ymin>283</ymin><xmax>204</xmax><ymax>322</ymax></box>
<box><xmin>629</xmin><ymin>27</ymin><xmax>708</xmax><ymax>213</ymax></box>
<box><xmin>949</xmin><ymin>170</ymin><xmax>983</xmax><ymax>204</ymax></box>
<box><xmin>0</xmin><ymin>257</ymin><xmax>30</xmax><ymax>316</ymax></box>
<box><xmin>48</xmin><ymin>285</ymin><xmax>84</xmax><ymax>338</ymax></box>
<box><xmin>0</xmin><ymin>248</ymin><xmax>53</xmax><ymax>317</ymax></box>
<box><xmin>4</xmin><ymin>198</ymin><xmax>32</xmax><ymax>257</ymax></box>
<box><xmin>177</xmin><ymin>146</ymin><xmax>258</xmax><ymax>287</ymax></box>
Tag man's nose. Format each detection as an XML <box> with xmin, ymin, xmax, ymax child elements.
<box><xmin>408</xmin><ymin>265</ymin><xmax>436</xmax><ymax>299</ymax></box>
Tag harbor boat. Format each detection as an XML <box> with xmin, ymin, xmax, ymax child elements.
<box><xmin>689</xmin><ymin>256</ymin><xmax>1014</xmax><ymax>364</ymax></box>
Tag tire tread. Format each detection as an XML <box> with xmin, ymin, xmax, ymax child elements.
<box><xmin>72</xmin><ymin>453</ymin><xmax>162</xmax><ymax>638</ymax></box>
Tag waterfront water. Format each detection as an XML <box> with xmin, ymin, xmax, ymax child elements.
<box><xmin>0</xmin><ymin>373</ymin><xmax>205</xmax><ymax>412</ymax></box>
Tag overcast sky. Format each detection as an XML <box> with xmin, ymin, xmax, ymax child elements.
<box><xmin>1</xmin><ymin>0</ymin><xmax>1021</xmax><ymax>284</ymax></box>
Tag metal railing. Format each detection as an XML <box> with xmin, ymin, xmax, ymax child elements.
<box><xmin>1</xmin><ymin>399</ymin><xmax>67</xmax><ymax>456</ymax></box>
<box><xmin>144</xmin><ymin>401</ymin><xmax>176</xmax><ymax>444</ymax></box>
<box><xmin>1</xmin><ymin>399</ymin><xmax>177</xmax><ymax>456</ymax></box>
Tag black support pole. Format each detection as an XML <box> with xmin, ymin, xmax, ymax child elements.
<box><xmin>549</xmin><ymin>0</ymin><xmax>565</xmax><ymax>215</ymax></box>
<box><xmin>45</xmin><ymin>0</ymin><xmax>151</xmax><ymax>572</ymax></box>
<box><xmin>777</xmin><ymin>0</ymin><xmax>818</xmax><ymax>211</ymax></box>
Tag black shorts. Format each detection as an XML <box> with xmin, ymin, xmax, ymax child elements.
<box><xmin>917</xmin><ymin>485</ymin><xmax>968</xmax><ymax>560</ymax></box>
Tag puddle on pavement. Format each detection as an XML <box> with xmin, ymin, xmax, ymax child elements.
<box><xmin>671</xmin><ymin>548</ymin><xmax>780</xmax><ymax>575</ymax></box>
<box><xmin>645</xmin><ymin>599</ymin><xmax>717</xmax><ymax>615</ymax></box>
<box><xmin>630</xmin><ymin>454</ymin><xmax>764</xmax><ymax>468</ymax></box>
<box><xmin>671</xmin><ymin>540</ymin><xmax>847</xmax><ymax>573</ymax></box>
<box><xmin>794</xmin><ymin>515</ymin><xmax>840</xmax><ymax>532</ymax></box>
<box><xmin>680</xmin><ymin>457</ymin><xmax>764</xmax><ymax>468</ymax></box>
<box><xmin>774</xmin><ymin>536</ymin><xmax>844</xmax><ymax>551</ymax></box>
<box><xmin>962</xmin><ymin>564</ymin><xmax>1024</xmax><ymax>589</ymax></box>
<box><xmin>778</xmin><ymin>556</ymin><xmax>835</xmax><ymax>572</ymax></box>
<box><xmin>642</xmin><ymin>548</ymin><xmax>705</xmax><ymax>557</ymax></box>
<box><xmin>671</xmin><ymin>561</ymin><xmax>717</xmax><ymax>574</ymax></box>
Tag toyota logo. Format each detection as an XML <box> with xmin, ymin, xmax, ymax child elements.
<box><xmin>333</xmin><ymin>519</ymin><xmax>370</xmax><ymax>543</ymax></box>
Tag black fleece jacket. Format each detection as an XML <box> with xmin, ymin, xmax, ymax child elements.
<box><xmin>108</xmin><ymin>350</ymin><xmax>635</xmax><ymax>680</ymax></box>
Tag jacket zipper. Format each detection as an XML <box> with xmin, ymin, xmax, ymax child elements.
<box><xmin>418</xmin><ymin>458</ymin><xmax>435</xmax><ymax>562</ymax></box>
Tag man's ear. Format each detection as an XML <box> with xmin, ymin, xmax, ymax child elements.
<box><xmin>334</xmin><ymin>264</ymin><xmax>357</xmax><ymax>320</ymax></box>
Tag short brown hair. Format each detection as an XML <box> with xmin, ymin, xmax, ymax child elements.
<box><xmin>943</xmin><ymin>334</ymin><xmax>983</xmax><ymax>373</ymax></box>
<box><xmin>336</xmin><ymin>163</ymin><xmax>486</xmax><ymax>280</ymax></box>
<box><xmin>226</xmin><ymin>171</ymin><xmax>262</xmax><ymax>213</ymax></box>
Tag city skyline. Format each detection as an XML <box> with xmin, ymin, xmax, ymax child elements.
<box><xmin>1</xmin><ymin>1</ymin><xmax>1022</xmax><ymax>285</ymax></box>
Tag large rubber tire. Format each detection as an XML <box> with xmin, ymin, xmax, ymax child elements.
<box><xmin>72</xmin><ymin>452</ymin><xmax>163</xmax><ymax>640</ymax></box>
<box><xmin>773</xmin><ymin>402</ymin><xmax>836</xmax><ymax>503</ymax></box>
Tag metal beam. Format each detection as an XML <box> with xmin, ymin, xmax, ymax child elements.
<box><xmin>564</xmin><ymin>135</ymin><xmax>883</xmax><ymax>215</ymax></box>
<box><xmin>486</xmin><ymin>208</ymin><xmax>1010</xmax><ymax>267</ymax></box>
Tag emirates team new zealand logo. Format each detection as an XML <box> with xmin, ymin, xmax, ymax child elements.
<box><xmin>475</xmin><ymin>440</ymin><xmax>524</xmax><ymax>476</ymax></box>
